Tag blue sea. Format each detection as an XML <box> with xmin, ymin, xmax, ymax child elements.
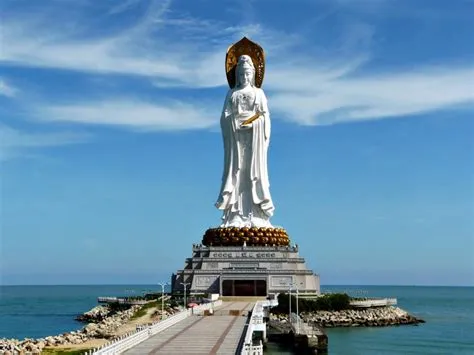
<box><xmin>1</xmin><ymin>285</ymin><xmax>473</xmax><ymax>354</ymax></box>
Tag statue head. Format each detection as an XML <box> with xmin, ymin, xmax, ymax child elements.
<box><xmin>236</xmin><ymin>55</ymin><xmax>256</xmax><ymax>88</ymax></box>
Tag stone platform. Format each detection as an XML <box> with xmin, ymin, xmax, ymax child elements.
<box><xmin>171</xmin><ymin>244</ymin><xmax>320</xmax><ymax>296</ymax></box>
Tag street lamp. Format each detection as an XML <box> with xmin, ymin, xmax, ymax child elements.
<box><xmin>180</xmin><ymin>282</ymin><xmax>190</xmax><ymax>309</ymax></box>
<box><xmin>289</xmin><ymin>282</ymin><xmax>301</xmax><ymax>334</ymax></box>
<box><xmin>295</xmin><ymin>285</ymin><xmax>300</xmax><ymax>334</ymax></box>
<box><xmin>158</xmin><ymin>281</ymin><xmax>169</xmax><ymax>320</ymax></box>
<box><xmin>288</xmin><ymin>283</ymin><xmax>293</xmax><ymax>326</ymax></box>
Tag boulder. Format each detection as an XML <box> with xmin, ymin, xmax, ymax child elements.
<box><xmin>301</xmin><ymin>306</ymin><xmax>424</xmax><ymax>328</ymax></box>
<box><xmin>76</xmin><ymin>305</ymin><xmax>110</xmax><ymax>323</ymax></box>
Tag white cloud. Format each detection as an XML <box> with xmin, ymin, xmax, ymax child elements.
<box><xmin>0</xmin><ymin>0</ymin><xmax>247</xmax><ymax>88</ymax></box>
<box><xmin>107</xmin><ymin>0</ymin><xmax>143</xmax><ymax>15</ymax></box>
<box><xmin>1</xmin><ymin>0</ymin><xmax>473</xmax><ymax>129</ymax></box>
<box><xmin>0</xmin><ymin>22</ymin><xmax>185</xmax><ymax>81</ymax></box>
<box><xmin>0</xmin><ymin>79</ymin><xmax>18</xmax><ymax>97</ymax></box>
<box><xmin>0</xmin><ymin>0</ymin><xmax>304</xmax><ymax>89</ymax></box>
<box><xmin>0</xmin><ymin>123</ymin><xmax>89</xmax><ymax>161</ymax></box>
<box><xmin>38</xmin><ymin>100</ymin><xmax>219</xmax><ymax>131</ymax></box>
<box><xmin>267</xmin><ymin>64</ymin><xmax>474</xmax><ymax>125</ymax></box>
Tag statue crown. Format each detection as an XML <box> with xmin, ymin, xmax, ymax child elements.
<box><xmin>238</xmin><ymin>55</ymin><xmax>255</xmax><ymax>71</ymax></box>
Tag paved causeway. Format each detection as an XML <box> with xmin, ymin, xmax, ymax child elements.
<box><xmin>124</xmin><ymin>302</ymin><xmax>254</xmax><ymax>355</ymax></box>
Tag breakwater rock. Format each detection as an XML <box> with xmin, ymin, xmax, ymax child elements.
<box><xmin>270</xmin><ymin>306</ymin><xmax>424</xmax><ymax>328</ymax></box>
<box><xmin>81</xmin><ymin>305</ymin><xmax>142</xmax><ymax>338</ymax></box>
<box><xmin>76</xmin><ymin>305</ymin><xmax>111</xmax><ymax>323</ymax></box>
<box><xmin>0</xmin><ymin>339</ymin><xmax>44</xmax><ymax>355</ymax></box>
<box><xmin>0</xmin><ymin>304</ymin><xmax>143</xmax><ymax>354</ymax></box>
<box><xmin>297</xmin><ymin>306</ymin><xmax>425</xmax><ymax>327</ymax></box>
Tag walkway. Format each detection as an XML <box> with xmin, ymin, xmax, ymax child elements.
<box><xmin>123</xmin><ymin>302</ymin><xmax>254</xmax><ymax>355</ymax></box>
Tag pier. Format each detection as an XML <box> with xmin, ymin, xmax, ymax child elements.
<box><xmin>349</xmin><ymin>298</ymin><xmax>397</xmax><ymax>308</ymax></box>
<box><xmin>90</xmin><ymin>299</ymin><xmax>277</xmax><ymax>355</ymax></box>
<box><xmin>124</xmin><ymin>302</ymin><xmax>253</xmax><ymax>354</ymax></box>
<box><xmin>97</xmin><ymin>297</ymin><xmax>149</xmax><ymax>306</ymax></box>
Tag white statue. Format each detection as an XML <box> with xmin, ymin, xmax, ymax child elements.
<box><xmin>215</xmin><ymin>55</ymin><xmax>274</xmax><ymax>228</ymax></box>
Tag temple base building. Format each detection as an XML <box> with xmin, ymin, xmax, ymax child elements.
<box><xmin>171</xmin><ymin>243</ymin><xmax>320</xmax><ymax>296</ymax></box>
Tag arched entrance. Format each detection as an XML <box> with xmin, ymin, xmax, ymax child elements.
<box><xmin>222</xmin><ymin>279</ymin><xmax>267</xmax><ymax>296</ymax></box>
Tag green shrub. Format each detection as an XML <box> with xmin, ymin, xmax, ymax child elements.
<box><xmin>272</xmin><ymin>293</ymin><xmax>351</xmax><ymax>313</ymax></box>
<box><xmin>327</xmin><ymin>293</ymin><xmax>351</xmax><ymax>311</ymax></box>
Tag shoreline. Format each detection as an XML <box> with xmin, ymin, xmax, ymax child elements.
<box><xmin>0</xmin><ymin>300</ymin><xmax>182</xmax><ymax>354</ymax></box>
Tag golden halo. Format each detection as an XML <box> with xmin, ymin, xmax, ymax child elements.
<box><xmin>225</xmin><ymin>37</ymin><xmax>265</xmax><ymax>89</ymax></box>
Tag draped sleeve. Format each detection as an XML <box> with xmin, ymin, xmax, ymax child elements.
<box><xmin>216</xmin><ymin>89</ymin><xmax>236</xmax><ymax>209</ymax></box>
<box><xmin>219</xmin><ymin>90</ymin><xmax>232</xmax><ymax>184</ymax></box>
<box><xmin>256</xmin><ymin>88</ymin><xmax>271</xmax><ymax>141</ymax></box>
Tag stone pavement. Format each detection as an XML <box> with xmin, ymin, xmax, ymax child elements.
<box><xmin>124</xmin><ymin>302</ymin><xmax>254</xmax><ymax>355</ymax></box>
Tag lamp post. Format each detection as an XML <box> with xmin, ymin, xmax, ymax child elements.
<box><xmin>158</xmin><ymin>281</ymin><xmax>169</xmax><ymax>320</ymax></box>
<box><xmin>288</xmin><ymin>283</ymin><xmax>292</xmax><ymax>326</ymax></box>
<box><xmin>289</xmin><ymin>282</ymin><xmax>301</xmax><ymax>334</ymax></box>
<box><xmin>295</xmin><ymin>286</ymin><xmax>300</xmax><ymax>334</ymax></box>
<box><xmin>180</xmin><ymin>282</ymin><xmax>190</xmax><ymax>309</ymax></box>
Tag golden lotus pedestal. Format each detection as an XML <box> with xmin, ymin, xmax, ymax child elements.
<box><xmin>202</xmin><ymin>227</ymin><xmax>290</xmax><ymax>247</ymax></box>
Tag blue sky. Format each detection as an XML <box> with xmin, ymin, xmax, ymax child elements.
<box><xmin>1</xmin><ymin>0</ymin><xmax>473</xmax><ymax>286</ymax></box>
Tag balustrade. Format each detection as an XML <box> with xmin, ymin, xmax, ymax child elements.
<box><xmin>240</xmin><ymin>299</ymin><xmax>277</xmax><ymax>355</ymax></box>
<box><xmin>88</xmin><ymin>300</ymin><xmax>222</xmax><ymax>355</ymax></box>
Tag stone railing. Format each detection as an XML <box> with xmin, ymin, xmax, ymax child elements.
<box><xmin>240</xmin><ymin>299</ymin><xmax>277</xmax><ymax>355</ymax></box>
<box><xmin>241</xmin><ymin>340</ymin><xmax>263</xmax><ymax>355</ymax></box>
<box><xmin>86</xmin><ymin>310</ymin><xmax>189</xmax><ymax>355</ymax></box>
<box><xmin>190</xmin><ymin>269</ymin><xmax>313</xmax><ymax>274</ymax></box>
<box><xmin>193</xmin><ymin>245</ymin><xmax>298</xmax><ymax>252</ymax></box>
<box><xmin>349</xmin><ymin>298</ymin><xmax>397</xmax><ymax>308</ymax></box>
<box><xmin>88</xmin><ymin>301</ymin><xmax>222</xmax><ymax>355</ymax></box>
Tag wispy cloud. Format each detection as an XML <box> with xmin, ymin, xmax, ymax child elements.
<box><xmin>107</xmin><ymin>0</ymin><xmax>143</xmax><ymax>15</ymax></box>
<box><xmin>0</xmin><ymin>78</ymin><xmax>18</xmax><ymax>97</ymax></box>
<box><xmin>1</xmin><ymin>0</ymin><xmax>473</xmax><ymax>130</ymax></box>
<box><xmin>0</xmin><ymin>0</ymin><xmax>246</xmax><ymax>88</ymax></box>
<box><xmin>37</xmin><ymin>100</ymin><xmax>218</xmax><ymax>131</ymax></box>
<box><xmin>332</xmin><ymin>0</ymin><xmax>474</xmax><ymax>20</ymax></box>
<box><xmin>267</xmin><ymin>64</ymin><xmax>474</xmax><ymax>125</ymax></box>
<box><xmin>0</xmin><ymin>123</ymin><xmax>89</xmax><ymax>161</ymax></box>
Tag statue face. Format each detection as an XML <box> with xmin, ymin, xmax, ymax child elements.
<box><xmin>239</xmin><ymin>68</ymin><xmax>253</xmax><ymax>87</ymax></box>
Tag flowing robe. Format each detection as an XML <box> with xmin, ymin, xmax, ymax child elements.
<box><xmin>215</xmin><ymin>86</ymin><xmax>274</xmax><ymax>227</ymax></box>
